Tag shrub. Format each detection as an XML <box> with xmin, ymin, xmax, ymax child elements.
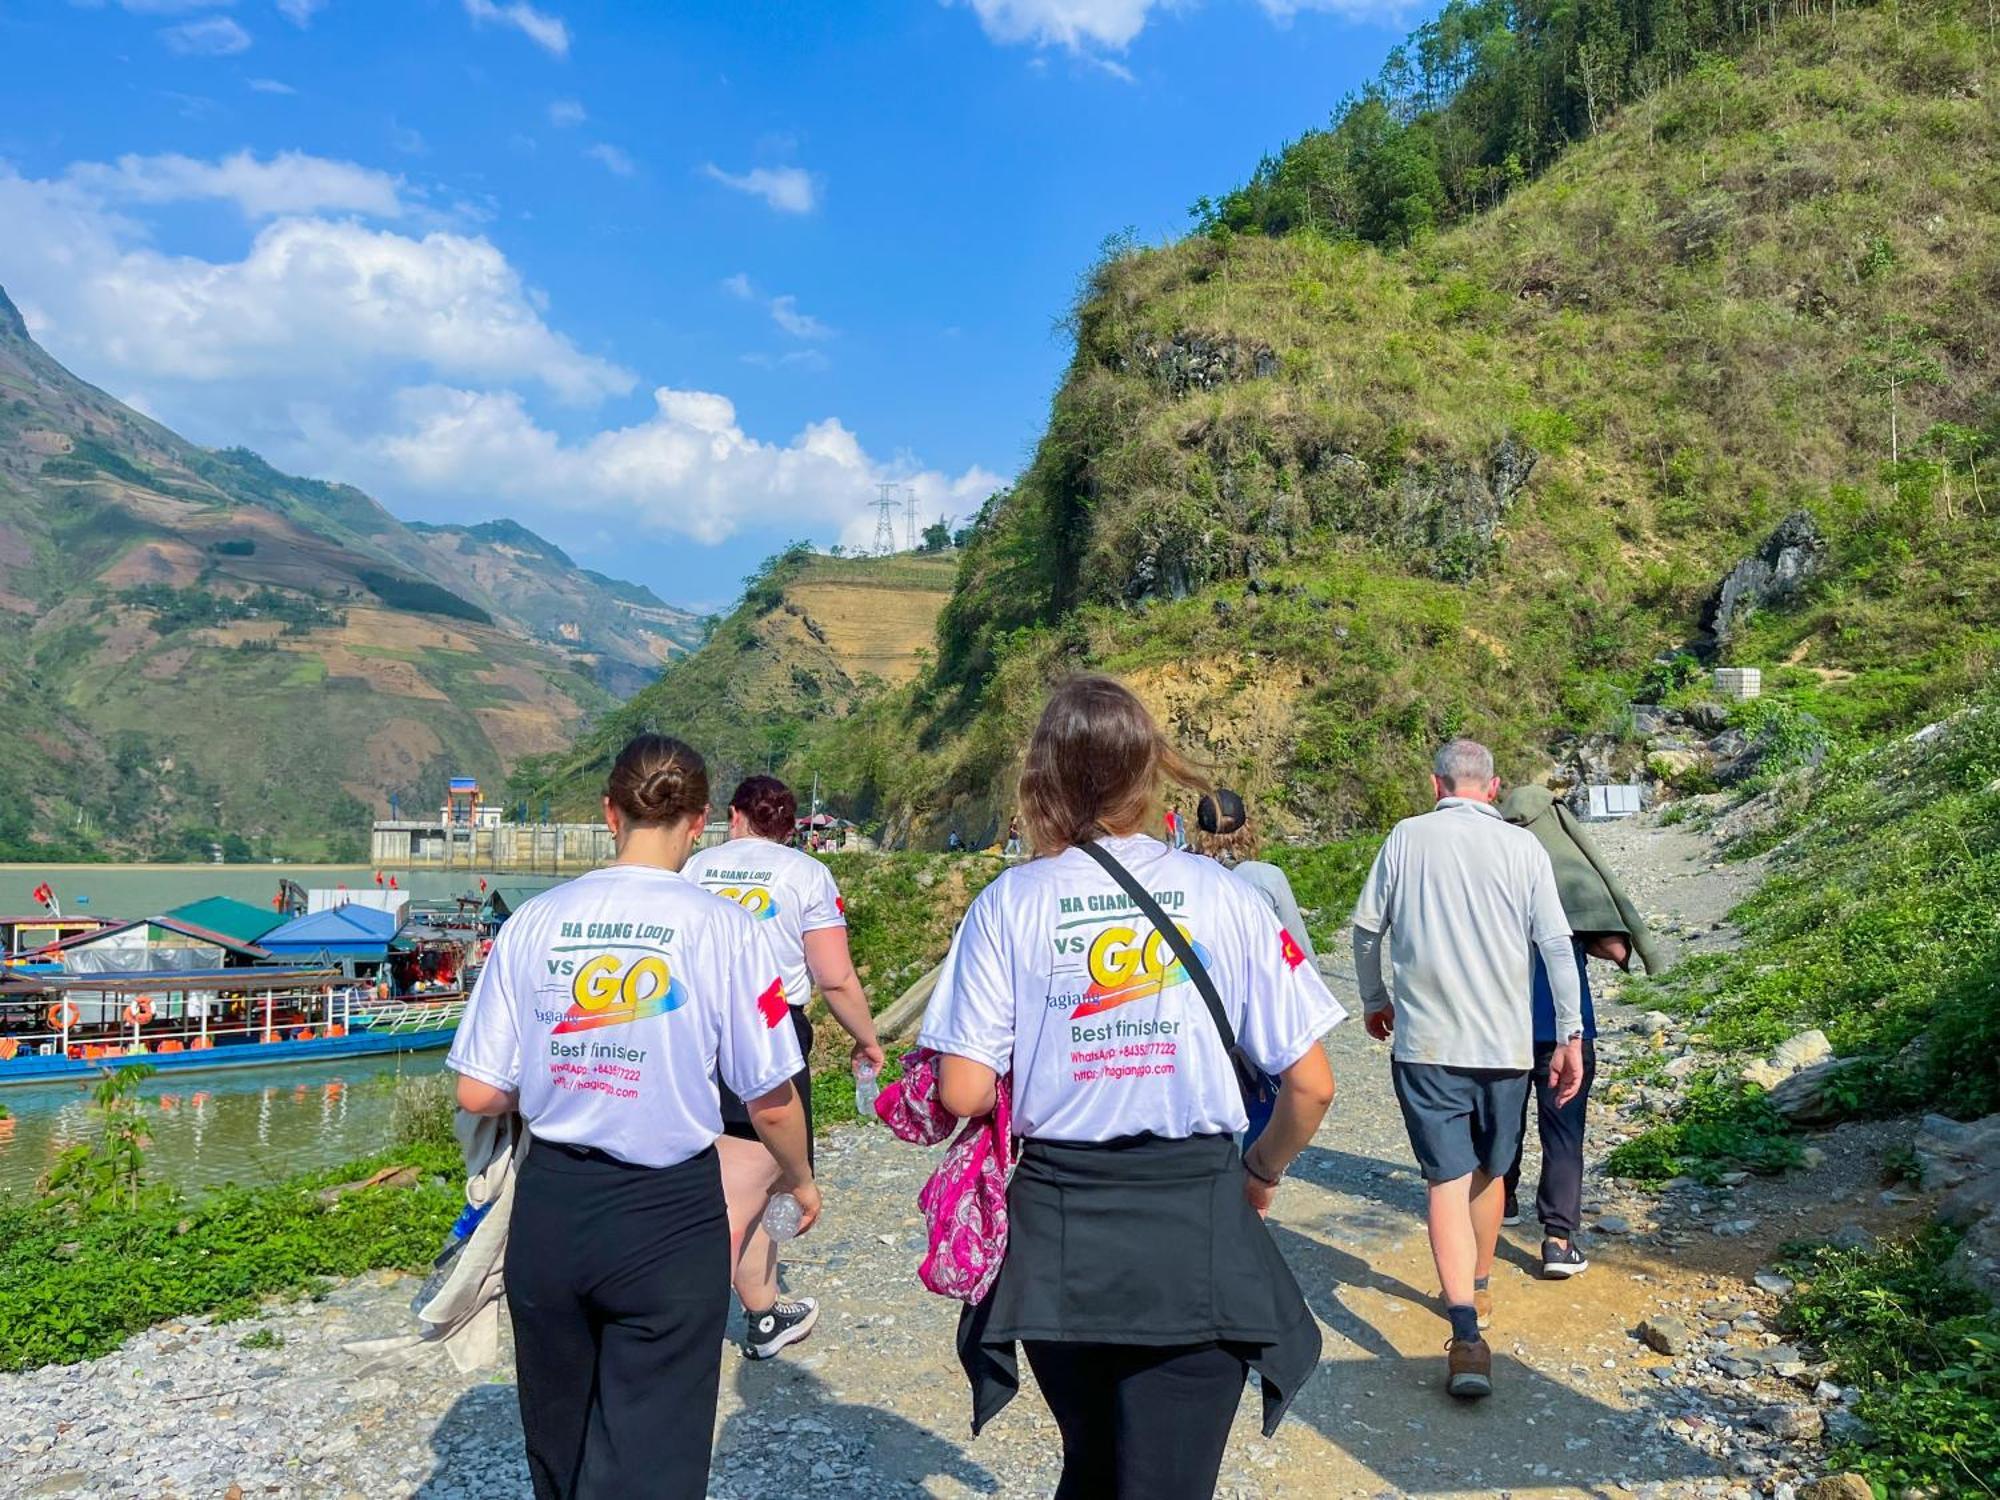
<box><xmin>1780</xmin><ymin>1229</ymin><xmax>2000</xmax><ymax>1496</ymax></box>
<box><xmin>1603</xmin><ymin>1073</ymin><xmax>1801</xmax><ymax>1183</ymax></box>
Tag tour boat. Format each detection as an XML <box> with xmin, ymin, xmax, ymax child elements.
<box><xmin>0</xmin><ymin>966</ymin><xmax>469</xmax><ymax>1086</ymax></box>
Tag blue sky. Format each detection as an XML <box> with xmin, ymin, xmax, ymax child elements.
<box><xmin>2</xmin><ymin>0</ymin><xmax>1414</xmax><ymax>610</ymax></box>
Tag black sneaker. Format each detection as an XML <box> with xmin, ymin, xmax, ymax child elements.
<box><xmin>1540</xmin><ymin>1239</ymin><xmax>1589</xmax><ymax>1279</ymax></box>
<box><xmin>1501</xmin><ymin>1194</ymin><xmax>1523</xmax><ymax>1226</ymax></box>
<box><xmin>744</xmin><ymin>1298</ymin><xmax>819</xmax><ymax>1360</ymax></box>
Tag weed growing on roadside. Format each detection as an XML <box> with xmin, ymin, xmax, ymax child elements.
<box><xmin>1780</xmin><ymin>1229</ymin><xmax>2000</xmax><ymax>1496</ymax></box>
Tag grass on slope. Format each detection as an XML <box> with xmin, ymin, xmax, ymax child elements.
<box><xmin>1654</xmin><ymin>691</ymin><xmax>2000</xmax><ymax>1110</ymax></box>
<box><xmin>834</xmin><ymin>0</ymin><xmax>1998</xmax><ymax>843</ymax></box>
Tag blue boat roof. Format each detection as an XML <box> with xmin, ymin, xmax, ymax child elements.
<box><xmin>258</xmin><ymin>904</ymin><xmax>403</xmax><ymax>957</ymax></box>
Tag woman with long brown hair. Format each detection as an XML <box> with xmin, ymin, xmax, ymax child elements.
<box><xmin>450</xmin><ymin>734</ymin><xmax>819</xmax><ymax>1499</ymax></box>
<box><xmin>916</xmin><ymin>675</ymin><xmax>1345</xmax><ymax>1499</ymax></box>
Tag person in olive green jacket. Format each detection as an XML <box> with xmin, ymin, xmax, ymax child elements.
<box><xmin>1497</xmin><ymin>785</ymin><xmax>1663</xmax><ymax>1279</ymax></box>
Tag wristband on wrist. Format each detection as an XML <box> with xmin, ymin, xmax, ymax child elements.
<box><xmin>1244</xmin><ymin>1151</ymin><xmax>1282</xmax><ymax>1188</ymax></box>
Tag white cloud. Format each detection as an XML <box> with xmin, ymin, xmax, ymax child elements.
<box><xmin>66</xmin><ymin>149</ymin><xmax>403</xmax><ymax>218</ymax></box>
<box><xmin>702</xmin><ymin>163</ymin><xmax>817</xmax><ymax>215</ymax></box>
<box><xmin>547</xmin><ymin>98</ymin><xmax>585</xmax><ymax>126</ymax></box>
<box><xmin>160</xmin><ymin>14</ymin><xmax>252</xmax><ymax>53</ymax></box>
<box><xmin>462</xmin><ymin>0</ymin><xmax>569</xmax><ymax>57</ymax></box>
<box><xmin>361</xmin><ymin>385</ymin><xmax>1001</xmax><ymax>548</ymax></box>
<box><xmin>722</xmin><ymin>274</ymin><xmax>833</xmax><ymax>341</ymax></box>
<box><xmin>585</xmin><ymin>142</ymin><xmax>635</xmax><ymax>176</ymax></box>
<box><xmin>248</xmin><ymin>77</ymin><xmax>296</xmax><ymax>94</ymax></box>
<box><xmin>950</xmin><ymin>0</ymin><xmax>1162</xmax><ymax>52</ymax></box>
<box><xmin>767</xmin><ymin>295</ymin><xmax>831</xmax><ymax>341</ymax></box>
<box><xmin>275</xmin><ymin>0</ymin><xmax>327</xmax><ymax>24</ymax></box>
<box><xmin>0</xmin><ymin>161</ymin><xmax>630</xmax><ymax>404</ymax></box>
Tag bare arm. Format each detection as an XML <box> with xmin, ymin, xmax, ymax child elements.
<box><xmin>746</xmin><ymin>1079</ymin><xmax>822</xmax><ymax>1232</ymax></box>
<box><xmin>803</xmin><ymin>925</ymin><xmax>884</xmax><ymax>1070</ymax></box>
<box><xmin>1243</xmin><ymin>1043</ymin><xmax>1337</xmax><ymax>1214</ymax></box>
<box><xmin>455</xmin><ymin>1075</ymin><xmax>517</xmax><ymax>1116</ymax></box>
<box><xmin>937</xmin><ymin>1054</ymin><xmax>999</xmax><ymax>1119</ymax></box>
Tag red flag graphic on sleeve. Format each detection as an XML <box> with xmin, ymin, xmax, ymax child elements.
<box><xmin>756</xmin><ymin>977</ymin><xmax>789</xmax><ymax>1028</ymax></box>
<box><xmin>1279</xmin><ymin>928</ymin><xmax>1307</xmax><ymax>971</ymax></box>
<box><xmin>374</xmin><ymin>871</ymin><xmax>384</xmax><ymax>886</ymax></box>
<box><xmin>835</xmin><ymin>896</ymin><xmax>846</xmax><ymax>914</ymax></box>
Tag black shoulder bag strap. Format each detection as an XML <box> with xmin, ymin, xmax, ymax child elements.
<box><xmin>1077</xmin><ymin>839</ymin><xmax>1261</xmax><ymax>1110</ymax></box>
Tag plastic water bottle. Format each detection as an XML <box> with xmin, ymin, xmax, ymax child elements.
<box><xmin>761</xmin><ymin>1192</ymin><xmax>804</xmax><ymax>1242</ymax></box>
<box><xmin>410</xmin><ymin>1199</ymin><xmax>493</xmax><ymax>1315</ymax></box>
<box><xmin>853</xmin><ymin>1061</ymin><xmax>880</xmax><ymax>1116</ymax></box>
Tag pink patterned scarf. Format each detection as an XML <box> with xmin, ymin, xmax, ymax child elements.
<box><xmin>874</xmin><ymin>1048</ymin><xmax>1016</xmax><ymax>1303</ymax></box>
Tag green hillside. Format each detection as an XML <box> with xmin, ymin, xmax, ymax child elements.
<box><xmin>731</xmin><ymin>0</ymin><xmax>1995</xmax><ymax>844</ymax></box>
<box><xmin>0</xmin><ymin>286</ymin><xmax>698</xmax><ymax>860</ymax></box>
<box><xmin>514</xmin><ymin>546</ymin><xmax>959</xmax><ymax>818</ymax></box>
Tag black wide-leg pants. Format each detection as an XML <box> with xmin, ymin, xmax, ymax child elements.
<box><xmin>1023</xmin><ymin>1339</ymin><xmax>1250</xmax><ymax>1500</ymax></box>
<box><xmin>506</xmin><ymin>1140</ymin><xmax>730</xmax><ymax>1500</ymax></box>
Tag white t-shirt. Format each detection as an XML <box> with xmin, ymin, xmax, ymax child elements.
<box><xmin>447</xmin><ymin>865</ymin><xmax>803</xmax><ymax>1169</ymax></box>
<box><xmin>917</xmin><ymin>834</ymin><xmax>1347</xmax><ymax>1142</ymax></box>
<box><xmin>1350</xmin><ymin>798</ymin><xmax>1576</xmax><ymax>1070</ymax></box>
<box><xmin>682</xmin><ymin>836</ymin><xmax>847</xmax><ymax>1013</ymax></box>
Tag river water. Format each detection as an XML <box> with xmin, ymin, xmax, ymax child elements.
<box><xmin>0</xmin><ymin>863</ymin><xmax>514</xmax><ymax>1198</ymax></box>
<box><xmin>0</xmin><ymin>1048</ymin><xmax>453</xmax><ymax>1198</ymax></box>
<box><xmin>0</xmin><ymin>862</ymin><xmax>560</xmax><ymax>921</ymax></box>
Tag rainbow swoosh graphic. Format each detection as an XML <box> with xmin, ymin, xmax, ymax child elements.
<box><xmin>552</xmin><ymin>950</ymin><xmax>691</xmax><ymax>1034</ymax></box>
<box><xmin>1069</xmin><ymin>937</ymin><xmax>1213</xmax><ymax>1019</ymax></box>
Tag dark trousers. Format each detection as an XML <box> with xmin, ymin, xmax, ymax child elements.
<box><xmin>1504</xmin><ymin>1039</ymin><xmax>1598</xmax><ymax>1238</ymax></box>
<box><xmin>1023</xmin><ymin>1340</ymin><xmax>1249</xmax><ymax>1500</ymax></box>
<box><xmin>507</xmin><ymin>1141</ymin><xmax>731</xmax><ymax>1500</ymax></box>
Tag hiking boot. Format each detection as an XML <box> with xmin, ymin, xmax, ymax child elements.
<box><xmin>1540</xmin><ymin>1238</ymin><xmax>1590</xmax><ymax>1279</ymax></box>
<box><xmin>1473</xmin><ymin>1284</ymin><xmax>1494</xmax><ymax>1330</ymax></box>
<box><xmin>1446</xmin><ymin>1336</ymin><xmax>1493</xmax><ymax>1399</ymax></box>
<box><xmin>1501</xmin><ymin>1194</ymin><xmax>1523</xmax><ymax>1226</ymax></box>
<box><xmin>744</xmin><ymin>1298</ymin><xmax>819</xmax><ymax>1361</ymax></box>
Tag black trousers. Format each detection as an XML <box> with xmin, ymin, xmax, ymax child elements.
<box><xmin>1503</xmin><ymin>1039</ymin><xmax>1598</xmax><ymax>1238</ymax></box>
<box><xmin>507</xmin><ymin>1141</ymin><xmax>730</xmax><ymax>1500</ymax></box>
<box><xmin>1023</xmin><ymin>1340</ymin><xmax>1249</xmax><ymax>1500</ymax></box>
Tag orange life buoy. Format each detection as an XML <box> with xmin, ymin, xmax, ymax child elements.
<box><xmin>0</xmin><ymin>1038</ymin><xmax>18</xmax><ymax>1061</ymax></box>
<box><xmin>376</xmin><ymin>982</ymin><xmax>391</xmax><ymax>1001</ymax></box>
<box><xmin>125</xmin><ymin>996</ymin><xmax>156</xmax><ymax>1025</ymax></box>
<box><xmin>48</xmin><ymin>1000</ymin><xmax>80</xmax><ymax>1030</ymax></box>
<box><xmin>158</xmin><ymin>1039</ymin><xmax>184</xmax><ymax>1054</ymax></box>
<box><xmin>191</xmin><ymin>1036</ymin><xmax>215</xmax><ymax>1051</ymax></box>
<box><xmin>296</xmin><ymin>1028</ymin><xmax>316</xmax><ymax>1042</ymax></box>
<box><xmin>260</xmin><ymin>1031</ymin><xmax>280</xmax><ymax>1045</ymax></box>
<box><xmin>326</xmin><ymin>1024</ymin><xmax>346</xmax><ymax>1039</ymax></box>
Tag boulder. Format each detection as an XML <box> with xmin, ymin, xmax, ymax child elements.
<box><xmin>1912</xmin><ymin>1112</ymin><xmax>2000</xmax><ymax>1193</ymax></box>
<box><xmin>1773</xmin><ymin>1029</ymin><xmax>1835</xmax><ymax>1075</ymax></box>
<box><xmin>1767</xmin><ymin>1055</ymin><xmax>1876</xmax><ymax>1125</ymax></box>
<box><xmin>1801</xmin><ymin>1477</ymin><xmax>1875</xmax><ymax>1500</ymax></box>
<box><xmin>1684</xmin><ymin>700</ymin><xmax>1732</xmax><ymax>734</ymax></box>
<box><xmin>1700</xmin><ymin>509</ymin><xmax>1830</xmax><ymax>647</ymax></box>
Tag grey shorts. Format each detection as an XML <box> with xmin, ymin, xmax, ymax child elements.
<box><xmin>1392</xmin><ymin>1061</ymin><xmax>1532</xmax><ymax>1184</ymax></box>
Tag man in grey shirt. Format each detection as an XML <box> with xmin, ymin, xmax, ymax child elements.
<box><xmin>1351</xmin><ymin>739</ymin><xmax>1583</xmax><ymax>1400</ymax></box>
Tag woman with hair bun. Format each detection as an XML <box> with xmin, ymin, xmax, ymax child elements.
<box><xmin>683</xmin><ymin>774</ymin><xmax>883</xmax><ymax>1361</ymax></box>
<box><xmin>917</xmin><ymin>675</ymin><xmax>1346</xmax><ymax>1499</ymax></box>
<box><xmin>449</xmin><ymin>735</ymin><xmax>818</xmax><ymax>1499</ymax></box>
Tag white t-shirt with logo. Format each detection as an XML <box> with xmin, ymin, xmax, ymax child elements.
<box><xmin>917</xmin><ymin>834</ymin><xmax>1348</xmax><ymax>1142</ymax></box>
<box><xmin>682</xmin><ymin>837</ymin><xmax>847</xmax><ymax>1013</ymax></box>
<box><xmin>447</xmin><ymin>865</ymin><xmax>803</xmax><ymax>1169</ymax></box>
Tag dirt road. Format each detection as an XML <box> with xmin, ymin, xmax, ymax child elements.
<box><xmin>2</xmin><ymin>812</ymin><xmax>1897</xmax><ymax>1498</ymax></box>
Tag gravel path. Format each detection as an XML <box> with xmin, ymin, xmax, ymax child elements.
<box><xmin>1</xmin><ymin>815</ymin><xmax>1877</xmax><ymax>1499</ymax></box>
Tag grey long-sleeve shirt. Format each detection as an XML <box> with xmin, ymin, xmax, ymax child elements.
<box><xmin>1350</xmin><ymin>797</ymin><xmax>1581</xmax><ymax>1071</ymax></box>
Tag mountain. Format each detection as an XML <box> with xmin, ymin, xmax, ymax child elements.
<box><xmin>0</xmin><ymin>285</ymin><xmax>693</xmax><ymax>859</ymax></box>
<box><xmin>511</xmin><ymin>545</ymin><xmax>959</xmax><ymax>820</ymax></box>
<box><xmin>546</xmin><ymin>0</ymin><xmax>1996</xmax><ymax>847</ymax></box>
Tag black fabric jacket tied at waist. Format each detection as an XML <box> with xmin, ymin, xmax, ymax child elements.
<box><xmin>955</xmin><ymin>1131</ymin><xmax>1321</xmax><ymax>1439</ymax></box>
